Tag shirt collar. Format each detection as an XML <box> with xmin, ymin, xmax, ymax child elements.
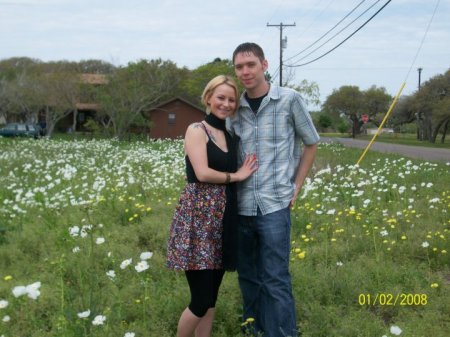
<box><xmin>240</xmin><ymin>83</ymin><xmax>280</xmax><ymax>107</ymax></box>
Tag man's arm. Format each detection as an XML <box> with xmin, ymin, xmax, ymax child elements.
<box><xmin>290</xmin><ymin>143</ymin><xmax>317</xmax><ymax>208</ymax></box>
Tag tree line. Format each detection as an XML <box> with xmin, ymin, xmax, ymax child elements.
<box><xmin>0</xmin><ymin>57</ymin><xmax>448</xmax><ymax>142</ymax></box>
<box><xmin>316</xmin><ymin>69</ymin><xmax>449</xmax><ymax>143</ymax></box>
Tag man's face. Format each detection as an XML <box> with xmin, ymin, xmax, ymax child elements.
<box><xmin>233</xmin><ymin>52</ymin><xmax>268</xmax><ymax>91</ymax></box>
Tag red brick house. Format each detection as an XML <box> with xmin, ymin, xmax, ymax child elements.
<box><xmin>146</xmin><ymin>97</ymin><xmax>205</xmax><ymax>139</ymax></box>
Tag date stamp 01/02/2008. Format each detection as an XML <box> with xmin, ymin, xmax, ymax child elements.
<box><xmin>358</xmin><ymin>293</ymin><xmax>428</xmax><ymax>306</ymax></box>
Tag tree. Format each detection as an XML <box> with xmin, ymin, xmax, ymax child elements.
<box><xmin>76</xmin><ymin>59</ymin><xmax>116</xmax><ymax>74</ymax></box>
<box><xmin>362</xmin><ymin>86</ymin><xmax>392</xmax><ymax>126</ymax></box>
<box><xmin>391</xmin><ymin>95</ymin><xmax>416</xmax><ymax>124</ymax></box>
<box><xmin>0</xmin><ymin>57</ymin><xmax>41</xmax><ymax>81</ymax></box>
<box><xmin>278</xmin><ymin>66</ymin><xmax>321</xmax><ymax>107</ymax></box>
<box><xmin>0</xmin><ymin>78</ymin><xmax>10</xmax><ymax>123</ymax></box>
<box><xmin>287</xmin><ymin>79</ymin><xmax>321</xmax><ymax>107</ymax></box>
<box><xmin>322</xmin><ymin>85</ymin><xmax>363</xmax><ymax>138</ymax></box>
<box><xmin>37</xmin><ymin>70</ymin><xmax>82</xmax><ymax>136</ymax></box>
<box><xmin>416</xmin><ymin>69</ymin><xmax>449</xmax><ymax>143</ymax></box>
<box><xmin>180</xmin><ymin>58</ymin><xmax>235</xmax><ymax>106</ymax></box>
<box><xmin>97</xmin><ymin>59</ymin><xmax>187</xmax><ymax>139</ymax></box>
<box><xmin>315</xmin><ymin>113</ymin><xmax>332</xmax><ymax>131</ymax></box>
<box><xmin>4</xmin><ymin>71</ymin><xmax>42</xmax><ymax>123</ymax></box>
<box><xmin>0</xmin><ymin>57</ymin><xmax>43</xmax><ymax>123</ymax></box>
<box><xmin>0</xmin><ymin>58</ymin><xmax>92</xmax><ymax>135</ymax></box>
<box><xmin>392</xmin><ymin>69</ymin><xmax>450</xmax><ymax>143</ymax></box>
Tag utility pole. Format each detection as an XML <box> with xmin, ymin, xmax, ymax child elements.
<box><xmin>267</xmin><ymin>22</ymin><xmax>296</xmax><ymax>86</ymax></box>
<box><xmin>418</xmin><ymin>67</ymin><xmax>423</xmax><ymax>90</ymax></box>
<box><xmin>417</xmin><ymin>67</ymin><xmax>423</xmax><ymax>140</ymax></box>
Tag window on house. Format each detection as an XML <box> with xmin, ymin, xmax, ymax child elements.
<box><xmin>78</xmin><ymin>112</ymin><xmax>85</xmax><ymax>122</ymax></box>
<box><xmin>168</xmin><ymin>113</ymin><xmax>176</xmax><ymax>124</ymax></box>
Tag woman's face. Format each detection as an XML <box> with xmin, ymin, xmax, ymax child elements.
<box><xmin>207</xmin><ymin>84</ymin><xmax>237</xmax><ymax>119</ymax></box>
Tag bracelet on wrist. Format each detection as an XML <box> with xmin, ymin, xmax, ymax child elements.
<box><xmin>225</xmin><ymin>172</ymin><xmax>231</xmax><ymax>184</ymax></box>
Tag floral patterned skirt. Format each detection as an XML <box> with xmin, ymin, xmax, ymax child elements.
<box><xmin>166</xmin><ymin>183</ymin><xmax>226</xmax><ymax>270</ymax></box>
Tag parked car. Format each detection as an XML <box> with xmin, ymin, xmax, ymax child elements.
<box><xmin>0</xmin><ymin>123</ymin><xmax>42</xmax><ymax>138</ymax></box>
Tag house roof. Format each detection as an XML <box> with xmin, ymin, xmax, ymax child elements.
<box><xmin>76</xmin><ymin>102</ymin><xmax>101</xmax><ymax>110</ymax></box>
<box><xmin>80</xmin><ymin>74</ymin><xmax>108</xmax><ymax>85</ymax></box>
<box><xmin>147</xmin><ymin>97</ymin><xmax>204</xmax><ymax>113</ymax></box>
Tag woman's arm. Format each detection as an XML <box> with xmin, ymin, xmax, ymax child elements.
<box><xmin>185</xmin><ymin>123</ymin><xmax>257</xmax><ymax>184</ymax></box>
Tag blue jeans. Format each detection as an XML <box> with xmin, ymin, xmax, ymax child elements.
<box><xmin>237</xmin><ymin>207</ymin><xmax>298</xmax><ymax>337</ymax></box>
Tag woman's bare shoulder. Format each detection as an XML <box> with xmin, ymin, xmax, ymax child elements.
<box><xmin>185</xmin><ymin>122</ymin><xmax>207</xmax><ymax>140</ymax></box>
<box><xmin>188</xmin><ymin>122</ymin><xmax>205</xmax><ymax>130</ymax></box>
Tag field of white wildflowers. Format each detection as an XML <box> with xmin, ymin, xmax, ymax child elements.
<box><xmin>0</xmin><ymin>137</ymin><xmax>448</xmax><ymax>337</ymax></box>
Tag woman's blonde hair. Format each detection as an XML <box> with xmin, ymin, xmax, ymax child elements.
<box><xmin>201</xmin><ymin>75</ymin><xmax>240</xmax><ymax>115</ymax></box>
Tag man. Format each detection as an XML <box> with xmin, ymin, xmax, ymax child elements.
<box><xmin>228</xmin><ymin>42</ymin><xmax>320</xmax><ymax>337</ymax></box>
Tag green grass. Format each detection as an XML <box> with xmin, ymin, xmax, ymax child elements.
<box><xmin>0</xmin><ymin>137</ymin><xmax>449</xmax><ymax>337</ymax></box>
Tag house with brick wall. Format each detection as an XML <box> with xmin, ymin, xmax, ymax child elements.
<box><xmin>145</xmin><ymin>97</ymin><xmax>205</xmax><ymax>139</ymax></box>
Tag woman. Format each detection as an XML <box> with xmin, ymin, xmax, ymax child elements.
<box><xmin>167</xmin><ymin>75</ymin><xmax>257</xmax><ymax>337</ymax></box>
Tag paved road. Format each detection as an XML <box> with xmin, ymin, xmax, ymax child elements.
<box><xmin>320</xmin><ymin>137</ymin><xmax>450</xmax><ymax>163</ymax></box>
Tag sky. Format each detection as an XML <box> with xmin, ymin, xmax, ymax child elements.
<box><xmin>1</xmin><ymin>0</ymin><xmax>449</xmax><ymax>109</ymax></box>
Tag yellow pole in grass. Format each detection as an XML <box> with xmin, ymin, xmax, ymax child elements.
<box><xmin>356</xmin><ymin>82</ymin><xmax>407</xmax><ymax>166</ymax></box>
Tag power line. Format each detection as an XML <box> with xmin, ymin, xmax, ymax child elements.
<box><xmin>286</xmin><ymin>0</ymin><xmax>384</xmax><ymax>66</ymax></box>
<box><xmin>270</xmin><ymin>65</ymin><xmax>280</xmax><ymax>83</ymax></box>
<box><xmin>294</xmin><ymin>0</ymin><xmax>337</xmax><ymax>41</ymax></box>
<box><xmin>284</xmin><ymin>0</ymin><xmax>368</xmax><ymax>63</ymax></box>
<box><xmin>285</xmin><ymin>0</ymin><xmax>392</xmax><ymax>68</ymax></box>
<box><xmin>403</xmin><ymin>0</ymin><xmax>441</xmax><ymax>85</ymax></box>
<box><xmin>270</xmin><ymin>0</ymin><xmax>365</xmax><ymax>84</ymax></box>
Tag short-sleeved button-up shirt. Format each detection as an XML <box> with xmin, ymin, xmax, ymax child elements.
<box><xmin>228</xmin><ymin>84</ymin><xmax>320</xmax><ymax>216</ymax></box>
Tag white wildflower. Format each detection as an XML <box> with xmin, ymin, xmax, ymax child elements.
<box><xmin>135</xmin><ymin>260</ymin><xmax>150</xmax><ymax>273</ymax></box>
<box><xmin>314</xmin><ymin>165</ymin><xmax>331</xmax><ymax>176</ymax></box>
<box><xmin>77</xmin><ymin>310</ymin><xmax>91</xmax><ymax>318</ymax></box>
<box><xmin>390</xmin><ymin>325</ymin><xmax>402</xmax><ymax>335</ymax></box>
<box><xmin>120</xmin><ymin>258</ymin><xmax>133</xmax><ymax>270</ymax></box>
<box><xmin>26</xmin><ymin>281</ymin><xmax>41</xmax><ymax>299</ymax></box>
<box><xmin>69</xmin><ymin>226</ymin><xmax>80</xmax><ymax>237</ymax></box>
<box><xmin>106</xmin><ymin>270</ymin><xmax>116</xmax><ymax>279</ymax></box>
<box><xmin>140</xmin><ymin>251</ymin><xmax>153</xmax><ymax>260</ymax></box>
<box><xmin>96</xmin><ymin>237</ymin><xmax>105</xmax><ymax>245</ymax></box>
<box><xmin>12</xmin><ymin>286</ymin><xmax>27</xmax><ymax>298</ymax></box>
<box><xmin>12</xmin><ymin>281</ymin><xmax>41</xmax><ymax>299</ymax></box>
<box><xmin>92</xmin><ymin>315</ymin><xmax>106</xmax><ymax>325</ymax></box>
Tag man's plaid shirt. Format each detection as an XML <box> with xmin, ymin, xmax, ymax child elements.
<box><xmin>228</xmin><ymin>84</ymin><xmax>320</xmax><ymax>216</ymax></box>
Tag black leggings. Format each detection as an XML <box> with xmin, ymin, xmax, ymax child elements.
<box><xmin>185</xmin><ymin>269</ymin><xmax>225</xmax><ymax>317</ymax></box>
